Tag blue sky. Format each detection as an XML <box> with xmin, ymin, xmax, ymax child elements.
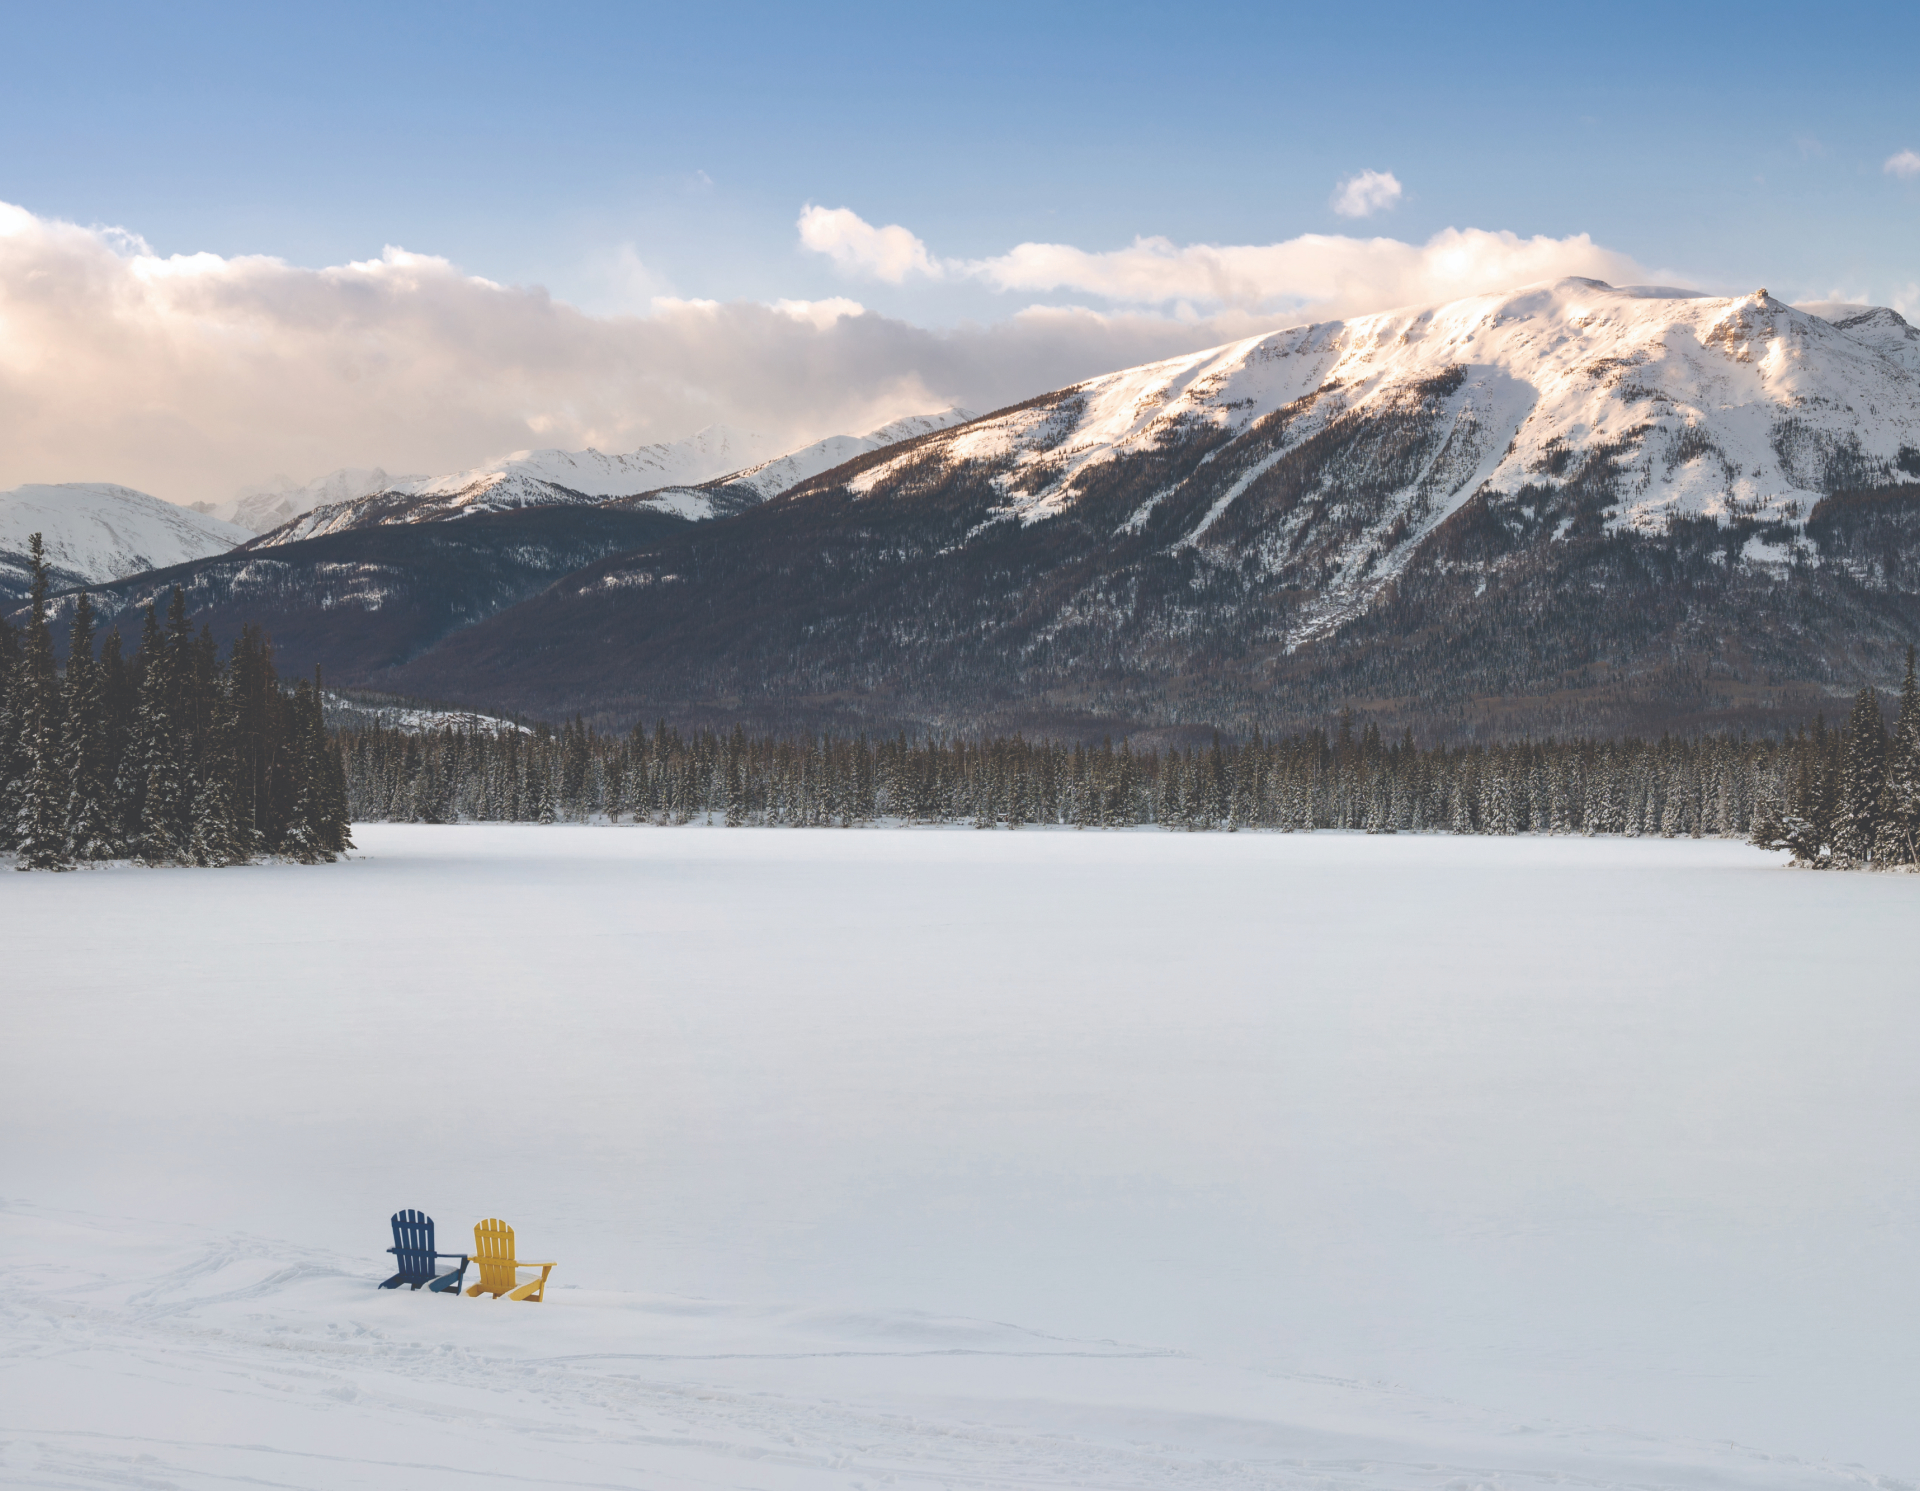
<box><xmin>10</xmin><ymin>0</ymin><xmax>1919</xmax><ymax>313</ymax></box>
<box><xmin>4</xmin><ymin>0</ymin><xmax>1920</xmax><ymax>498</ymax></box>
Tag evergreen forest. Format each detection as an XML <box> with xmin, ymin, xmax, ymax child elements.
<box><xmin>14</xmin><ymin>507</ymin><xmax>1920</xmax><ymax>871</ymax></box>
<box><xmin>338</xmin><ymin>659</ymin><xmax>1920</xmax><ymax>870</ymax></box>
<box><xmin>0</xmin><ymin>536</ymin><xmax>353</xmax><ymax>871</ymax></box>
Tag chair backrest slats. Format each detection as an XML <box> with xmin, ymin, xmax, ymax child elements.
<box><xmin>389</xmin><ymin>1209</ymin><xmax>437</xmax><ymax>1275</ymax></box>
<box><xmin>471</xmin><ymin>1217</ymin><xmax>517</xmax><ymax>1292</ymax></box>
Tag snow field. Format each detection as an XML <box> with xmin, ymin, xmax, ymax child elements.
<box><xmin>3</xmin><ymin>826</ymin><xmax>1917</xmax><ymax>1489</ymax></box>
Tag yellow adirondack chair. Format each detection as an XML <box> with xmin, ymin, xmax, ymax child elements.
<box><xmin>464</xmin><ymin>1218</ymin><xmax>556</xmax><ymax>1301</ymax></box>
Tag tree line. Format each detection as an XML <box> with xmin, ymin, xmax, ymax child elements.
<box><xmin>338</xmin><ymin>654</ymin><xmax>1920</xmax><ymax>869</ymax></box>
<box><xmin>1</xmin><ymin>535</ymin><xmax>353</xmax><ymax>871</ymax></box>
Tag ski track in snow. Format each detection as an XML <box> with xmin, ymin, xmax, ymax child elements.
<box><xmin>3</xmin><ymin>825</ymin><xmax>1917</xmax><ymax>1490</ymax></box>
<box><xmin>3</xmin><ymin>1211</ymin><xmax>1877</xmax><ymax>1491</ymax></box>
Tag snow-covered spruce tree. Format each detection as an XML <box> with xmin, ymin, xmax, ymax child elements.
<box><xmin>1832</xmin><ymin>687</ymin><xmax>1887</xmax><ymax>866</ymax></box>
<box><xmin>130</xmin><ymin>600</ymin><xmax>190</xmax><ymax>865</ymax></box>
<box><xmin>225</xmin><ymin>625</ymin><xmax>280</xmax><ymax>849</ymax></box>
<box><xmin>17</xmin><ymin>536</ymin><xmax>72</xmax><ymax>870</ymax></box>
<box><xmin>1873</xmin><ymin>647</ymin><xmax>1920</xmax><ymax>869</ymax></box>
<box><xmin>112</xmin><ymin>609</ymin><xmax>156</xmax><ymax>851</ymax></box>
<box><xmin>98</xmin><ymin>626</ymin><xmax>134</xmax><ymax>817</ymax></box>
<box><xmin>62</xmin><ymin>593</ymin><xmax>119</xmax><ymax>861</ymax></box>
<box><xmin>318</xmin><ymin>709</ymin><xmax>354</xmax><ymax>858</ymax></box>
<box><xmin>0</xmin><ymin>608</ymin><xmax>23</xmax><ymax>855</ymax></box>
<box><xmin>279</xmin><ymin>674</ymin><xmax>351</xmax><ymax>862</ymax></box>
<box><xmin>280</xmin><ymin>680</ymin><xmax>327</xmax><ymax>862</ymax></box>
<box><xmin>187</xmin><ymin>669</ymin><xmax>246</xmax><ymax>867</ymax></box>
<box><xmin>1782</xmin><ymin>717</ymin><xmax>1838</xmax><ymax>864</ymax></box>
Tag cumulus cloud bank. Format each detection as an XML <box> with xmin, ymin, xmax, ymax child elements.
<box><xmin>2</xmin><ymin>198</ymin><xmax>1650</xmax><ymax>501</ymax></box>
<box><xmin>0</xmin><ymin>201</ymin><xmax>1261</xmax><ymax>500</ymax></box>
<box><xmin>1885</xmin><ymin>149</ymin><xmax>1920</xmax><ymax>179</ymax></box>
<box><xmin>798</xmin><ymin>205</ymin><xmax>1645</xmax><ymax>313</ymax></box>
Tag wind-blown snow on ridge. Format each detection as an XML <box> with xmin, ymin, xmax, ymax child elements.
<box><xmin>615</xmin><ymin>406</ymin><xmax>978</xmax><ymax>519</ymax></box>
<box><xmin>858</xmin><ymin>281</ymin><xmax>1920</xmax><ymax>527</ymax></box>
<box><xmin>823</xmin><ymin>279</ymin><xmax>1920</xmax><ymax>636</ymax></box>
<box><xmin>201</xmin><ymin>468</ymin><xmax>430</xmax><ymax>534</ymax></box>
<box><xmin>249</xmin><ymin>413</ymin><xmax>975</xmax><ymax>545</ymax></box>
<box><xmin>0</xmin><ymin>483</ymin><xmax>250</xmax><ymax>598</ymax></box>
<box><xmin>1795</xmin><ymin>300</ymin><xmax>1920</xmax><ymax>374</ymax></box>
<box><xmin>251</xmin><ymin>425</ymin><xmax>773</xmax><ymax>545</ymax></box>
<box><xmin>722</xmin><ymin>408</ymin><xmax>979</xmax><ymax>500</ymax></box>
<box><xmin>416</xmin><ymin>423</ymin><xmax>772</xmax><ymax>504</ymax></box>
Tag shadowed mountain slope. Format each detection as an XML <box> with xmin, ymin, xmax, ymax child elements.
<box><xmin>53</xmin><ymin>506</ymin><xmax>691</xmax><ymax>682</ymax></box>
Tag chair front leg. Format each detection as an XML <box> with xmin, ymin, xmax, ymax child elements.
<box><xmin>506</xmin><ymin>1264</ymin><xmax>554</xmax><ymax>1302</ymax></box>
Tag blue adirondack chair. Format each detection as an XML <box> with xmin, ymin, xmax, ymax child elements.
<box><xmin>379</xmin><ymin>1209</ymin><xmax>470</xmax><ymax>1293</ymax></box>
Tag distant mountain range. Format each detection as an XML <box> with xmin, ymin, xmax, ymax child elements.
<box><xmin>218</xmin><ymin>411</ymin><xmax>975</xmax><ymax>544</ymax></box>
<box><xmin>2</xmin><ymin>411</ymin><xmax>970</xmax><ymax>594</ymax></box>
<box><xmin>13</xmin><ymin>282</ymin><xmax>1920</xmax><ymax>741</ymax></box>
<box><xmin>0</xmin><ymin>484</ymin><xmax>249</xmax><ymax>601</ymax></box>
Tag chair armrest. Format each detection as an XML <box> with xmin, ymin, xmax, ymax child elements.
<box><xmin>435</xmin><ymin>1252</ymin><xmax>469</xmax><ymax>1263</ymax></box>
<box><xmin>513</xmin><ymin>1260</ymin><xmax>557</xmax><ymax>1269</ymax></box>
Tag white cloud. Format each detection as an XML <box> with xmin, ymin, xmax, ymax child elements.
<box><xmin>0</xmin><ymin>198</ymin><xmax>1661</xmax><ymax>504</ymax></box>
<box><xmin>1332</xmin><ymin>169</ymin><xmax>1404</xmax><ymax>219</ymax></box>
<box><xmin>772</xmin><ymin>296</ymin><xmax>867</xmax><ymax>329</ymax></box>
<box><xmin>796</xmin><ymin>204</ymin><xmax>939</xmax><ymax>283</ymax></box>
<box><xmin>0</xmin><ymin>200</ymin><xmax>1257</xmax><ymax>500</ymax></box>
<box><xmin>1885</xmin><ymin>149</ymin><xmax>1920</xmax><ymax>179</ymax></box>
<box><xmin>962</xmin><ymin>227</ymin><xmax>1644</xmax><ymax>311</ymax></box>
<box><xmin>798</xmin><ymin>205</ymin><xmax>1647</xmax><ymax>316</ymax></box>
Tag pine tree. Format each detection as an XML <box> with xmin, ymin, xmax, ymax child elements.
<box><xmin>17</xmin><ymin>535</ymin><xmax>72</xmax><ymax>870</ymax></box>
<box><xmin>313</xmin><ymin>671</ymin><xmax>353</xmax><ymax>856</ymax></box>
<box><xmin>99</xmin><ymin>625</ymin><xmax>134</xmax><ymax>841</ymax></box>
<box><xmin>1833</xmin><ymin>686</ymin><xmax>1887</xmax><ymax>864</ymax></box>
<box><xmin>62</xmin><ymin>592</ymin><xmax>118</xmax><ymax>860</ymax></box>
<box><xmin>281</xmin><ymin>677</ymin><xmax>343</xmax><ymax>862</ymax></box>
<box><xmin>187</xmin><ymin>669</ymin><xmax>248</xmax><ymax>867</ymax></box>
<box><xmin>0</xmin><ymin>610</ymin><xmax>23</xmax><ymax>854</ymax></box>
<box><xmin>131</xmin><ymin>596</ymin><xmax>191</xmax><ymax>865</ymax></box>
<box><xmin>1873</xmin><ymin>647</ymin><xmax>1920</xmax><ymax>868</ymax></box>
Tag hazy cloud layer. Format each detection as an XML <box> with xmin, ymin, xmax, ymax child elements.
<box><xmin>1885</xmin><ymin>149</ymin><xmax>1920</xmax><ymax>179</ymax></box>
<box><xmin>799</xmin><ymin>206</ymin><xmax>1645</xmax><ymax>312</ymax></box>
<box><xmin>5</xmin><ymin>198</ymin><xmax>1649</xmax><ymax>502</ymax></box>
<box><xmin>0</xmin><ymin>202</ymin><xmax>1274</xmax><ymax>500</ymax></box>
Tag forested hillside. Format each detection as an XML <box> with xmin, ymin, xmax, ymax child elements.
<box><xmin>367</xmin><ymin>285</ymin><xmax>1920</xmax><ymax>741</ymax></box>
<box><xmin>337</xmin><ymin>657</ymin><xmax>1920</xmax><ymax>868</ymax></box>
<box><xmin>59</xmin><ymin>505</ymin><xmax>693</xmax><ymax>682</ymax></box>
<box><xmin>1</xmin><ymin>537</ymin><xmax>352</xmax><ymax>870</ymax></box>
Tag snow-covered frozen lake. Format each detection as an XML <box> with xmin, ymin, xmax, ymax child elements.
<box><xmin>4</xmin><ymin>825</ymin><xmax>1917</xmax><ymax>1489</ymax></box>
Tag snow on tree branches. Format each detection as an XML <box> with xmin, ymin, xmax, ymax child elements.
<box><xmin>338</xmin><ymin>701</ymin><xmax>1920</xmax><ymax>868</ymax></box>
<box><xmin>0</xmin><ymin>533</ymin><xmax>352</xmax><ymax>870</ymax></box>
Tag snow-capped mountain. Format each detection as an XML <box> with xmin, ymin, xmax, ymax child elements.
<box><xmin>250</xmin><ymin>414</ymin><xmax>974</xmax><ymax>544</ymax></box>
<box><xmin>0</xmin><ymin>483</ymin><xmax>250</xmax><ymax>600</ymax></box>
<box><xmin>414</xmin><ymin>424</ymin><xmax>773</xmax><ymax>507</ymax></box>
<box><xmin>830</xmin><ymin>281</ymin><xmax>1920</xmax><ymax>636</ymax></box>
<box><xmin>1795</xmin><ymin>301</ymin><xmax>1920</xmax><ymax>374</ymax></box>
<box><xmin>196</xmin><ymin>469</ymin><xmax>428</xmax><ymax>535</ymax></box>
<box><xmin>371</xmin><ymin>278</ymin><xmax>1920</xmax><ymax>740</ymax></box>
<box><xmin>30</xmin><ymin>281</ymin><xmax>1920</xmax><ymax>741</ymax></box>
<box><xmin>248</xmin><ymin>426</ymin><xmax>776</xmax><ymax>545</ymax></box>
<box><xmin>612</xmin><ymin>408</ymin><xmax>977</xmax><ymax>520</ymax></box>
